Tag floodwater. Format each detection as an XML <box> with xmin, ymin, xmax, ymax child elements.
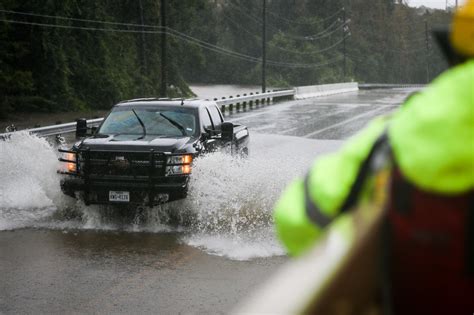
<box><xmin>0</xmin><ymin>88</ymin><xmax>416</xmax><ymax>314</ymax></box>
<box><xmin>0</xmin><ymin>131</ymin><xmax>340</xmax><ymax>259</ymax></box>
<box><xmin>0</xmin><ymin>132</ymin><xmax>339</xmax><ymax>314</ymax></box>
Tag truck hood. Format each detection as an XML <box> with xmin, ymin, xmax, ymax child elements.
<box><xmin>77</xmin><ymin>135</ymin><xmax>195</xmax><ymax>153</ymax></box>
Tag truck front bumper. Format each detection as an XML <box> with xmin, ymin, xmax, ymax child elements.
<box><xmin>60</xmin><ymin>175</ymin><xmax>189</xmax><ymax>205</ymax></box>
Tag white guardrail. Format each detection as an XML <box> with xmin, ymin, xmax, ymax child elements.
<box><xmin>295</xmin><ymin>82</ymin><xmax>359</xmax><ymax>100</ymax></box>
<box><xmin>0</xmin><ymin>118</ymin><xmax>105</xmax><ymax>139</ymax></box>
<box><xmin>216</xmin><ymin>89</ymin><xmax>294</xmax><ymax>114</ymax></box>
<box><xmin>359</xmin><ymin>83</ymin><xmax>426</xmax><ymax>89</ymax></box>
<box><xmin>0</xmin><ymin>83</ymin><xmax>361</xmax><ymax>139</ymax></box>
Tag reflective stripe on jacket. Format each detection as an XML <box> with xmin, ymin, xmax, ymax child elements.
<box><xmin>274</xmin><ymin>60</ymin><xmax>474</xmax><ymax>256</ymax></box>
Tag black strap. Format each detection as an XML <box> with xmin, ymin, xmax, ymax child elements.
<box><xmin>303</xmin><ymin>131</ymin><xmax>390</xmax><ymax>227</ymax></box>
<box><xmin>304</xmin><ymin>172</ymin><xmax>332</xmax><ymax>228</ymax></box>
<box><xmin>379</xmin><ymin>217</ymin><xmax>394</xmax><ymax>315</ymax></box>
<box><xmin>391</xmin><ymin>174</ymin><xmax>413</xmax><ymax>215</ymax></box>
<box><xmin>340</xmin><ymin>131</ymin><xmax>390</xmax><ymax>213</ymax></box>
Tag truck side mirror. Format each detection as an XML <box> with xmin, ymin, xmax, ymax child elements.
<box><xmin>76</xmin><ymin>118</ymin><xmax>87</xmax><ymax>138</ymax></box>
<box><xmin>199</xmin><ymin>129</ymin><xmax>211</xmax><ymax>142</ymax></box>
<box><xmin>221</xmin><ymin>122</ymin><xmax>234</xmax><ymax>141</ymax></box>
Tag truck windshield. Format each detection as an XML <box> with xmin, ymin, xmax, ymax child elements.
<box><xmin>98</xmin><ymin>107</ymin><xmax>197</xmax><ymax>137</ymax></box>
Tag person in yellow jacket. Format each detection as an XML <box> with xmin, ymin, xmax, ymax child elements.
<box><xmin>274</xmin><ymin>2</ymin><xmax>474</xmax><ymax>313</ymax></box>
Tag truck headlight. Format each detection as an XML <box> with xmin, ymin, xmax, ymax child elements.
<box><xmin>167</xmin><ymin>154</ymin><xmax>193</xmax><ymax>165</ymax></box>
<box><xmin>166</xmin><ymin>154</ymin><xmax>192</xmax><ymax>175</ymax></box>
<box><xmin>166</xmin><ymin>165</ymin><xmax>192</xmax><ymax>175</ymax></box>
<box><xmin>59</xmin><ymin>152</ymin><xmax>77</xmax><ymax>173</ymax></box>
<box><xmin>66</xmin><ymin>153</ymin><xmax>77</xmax><ymax>173</ymax></box>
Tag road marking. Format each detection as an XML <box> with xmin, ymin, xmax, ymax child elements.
<box><xmin>303</xmin><ymin>106</ymin><xmax>387</xmax><ymax>138</ymax></box>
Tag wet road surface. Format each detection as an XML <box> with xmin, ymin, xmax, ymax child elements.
<box><xmin>229</xmin><ymin>88</ymin><xmax>411</xmax><ymax>139</ymax></box>
<box><xmin>0</xmin><ymin>88</ymin><xmax>417</xmax><ymax>314</ymax></box>
<box><xmin>0</xmin><ymin>229</ymin><xmax>285</xmax><ymax>314</ymax></box>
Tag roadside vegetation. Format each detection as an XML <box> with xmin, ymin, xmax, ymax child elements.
<box><xmin>0</xmin><ymin>0</ymin><xmax>452</xmax><ymax>118</ymax></box>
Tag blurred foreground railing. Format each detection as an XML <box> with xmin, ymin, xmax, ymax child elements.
<box><xmin>233</xmin><ymin>204</ymin><xmax>386</xmax><ymax>315</ymax></box>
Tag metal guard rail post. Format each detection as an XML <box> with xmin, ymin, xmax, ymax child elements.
<box><xmin>216</xmin><ymin>89</ymin><xmax>295</xmax><ymax>114</ymax></box>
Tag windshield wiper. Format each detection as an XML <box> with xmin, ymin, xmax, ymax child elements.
<box><xmin>132</xmin><ymin>109</ymin><xmax>147</xmax><ymax>140</ymax></box>
<box><xmin>159</xmin><ymin>112</ymin><xmax>187</xmax><ymax>136</ymax></box>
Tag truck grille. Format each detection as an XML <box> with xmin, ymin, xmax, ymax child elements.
<box><xmin>79</xmin><ymin>151</ymin><xmax>166</xmax><ymax>177</ymax></box>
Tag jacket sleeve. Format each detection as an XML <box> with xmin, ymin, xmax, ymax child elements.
<box><xmin>274</xmin><ymin>116</ymin><xmax>388</xmax><ymax>256</ymax></box>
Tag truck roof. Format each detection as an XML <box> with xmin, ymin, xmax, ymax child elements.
<box><xmin>115</xmin><ymin>98</ymin><xmax>217</xmax><ymax>109</ymax></box>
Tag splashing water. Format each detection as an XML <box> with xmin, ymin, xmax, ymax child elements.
<box><xmin>0</xmin><ymin>132</ymin><xmax>65</xmax><ymax>230</ymax></box>
<box><xmin>176</xmin><ymin>134</ymin><xmax>342</xmax><ymax>260</ymax></box>
<box><xmin>0</xmin><ymin>131</ymin><xmax>341</xmax><ymax>260</ymax></box>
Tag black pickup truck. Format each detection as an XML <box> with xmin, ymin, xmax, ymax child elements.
<box><xmin>58</xmin><ymin>98</ymin><xmax>249</xmax><ymax>206</ymax></box>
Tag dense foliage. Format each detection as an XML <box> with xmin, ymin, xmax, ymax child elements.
<box><xmin>0</xmin><ymin>0</ymin><xmax>452</xmax><ymax>117</ymax></box>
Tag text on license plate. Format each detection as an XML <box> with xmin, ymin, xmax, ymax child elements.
<box><xmin>109</xmin><ymin>191</ymin><xmax>130</xmax><ymax>202</ymax></box>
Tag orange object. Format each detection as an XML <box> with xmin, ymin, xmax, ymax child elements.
<box><xmin>451</xmin><ymin>0</ymin><xmax>474</xmax><ymax>56</ymax></box>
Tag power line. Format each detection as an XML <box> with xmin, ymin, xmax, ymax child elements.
<box><xmin>0</xmin><ymin>9</ymin><xmax>157</xmax><ymax>29</ymax></box>
<box><xmin>224</xmin><ymin>1</ymin><xmax>347</xmax><ymax>41</ymax></box>
<box><xmin>0</xmin><ymin>18</ymin><xmax>158</xmax><ymax>34</ymax></box>
<box><xmin>0</xmin><ymin>12</ymin><xmax>261</xmax><ymax>63</ymax></box>
<box><xmin>222</xmin><ymin>12</ymin><xmax>349</xmax><ymax>55</ymax></box>
<box><xmin>2</xmin><ymin>7</ymin><xmax>347</xmax><ymax>43</ymax></box>
<box><xmin>0</xmin><ymin>17</ymin><xmax>343</xmax><ymax>69</ymax></box>
<box><xmin>1</xmin><ymin>9</ymin><xmax>348</xmax><ymax>66</ymax></box>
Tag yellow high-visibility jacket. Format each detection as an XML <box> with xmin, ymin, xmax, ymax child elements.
<box><xmin>274</xmin><ymin>60</ymin><xmax>474</xmax><ymax>256</ymax></box>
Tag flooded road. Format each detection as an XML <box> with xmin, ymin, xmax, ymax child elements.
<box><xmin>0</xmin><ymin>88</ymin><xmax>417</xmax><ymax>314</ymax></box>
<box><xmin>1</xmin><ymin>229</ymin><xmax>286</xmax><ymax>314</ymax></box>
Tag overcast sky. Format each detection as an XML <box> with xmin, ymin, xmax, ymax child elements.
<box><xmin>407</xmin><ymin>0</ymin><xmax>466</xmax><ymax>9</ymax></box>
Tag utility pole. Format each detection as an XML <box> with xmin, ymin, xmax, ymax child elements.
<box><xmin>138</xmin><ymin>0</ymin><xmax>147</xmax><ymax>94</ymax></box>
<box><xmin>425</xmin><ymin>20</ymin><xmax>430</xmax><ymax>83</ymax></box>
<box><xmin>343</xmin><ymin>7</ymin><xmax>347</xmax><ymax>81</ymax></box>
<box><xmin>456</xmin><ymin>0</ymin><xmax>458</xmax><ymax>8</ymax></box>
<box><xmin>160</xmin><ymin>0</ymin><xmax>167</xmax><ymax>97</ymax></box>
<box><xmin>262</xmin><ymin>0</ymin><xmax>267</xmax><ymax>93</ymax></box>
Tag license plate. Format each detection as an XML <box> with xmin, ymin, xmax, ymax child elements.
<box><xmin>109</xmin><ymin>191</ymin><xmax>130</xmax><ymax>202</ymax></box>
